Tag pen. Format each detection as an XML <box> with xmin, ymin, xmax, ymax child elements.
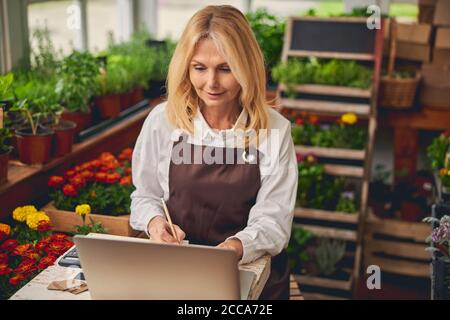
<box><xmin>160</xmin><ymin>197</ymin><xmax>180</xmax><ymax>243</ymax></box>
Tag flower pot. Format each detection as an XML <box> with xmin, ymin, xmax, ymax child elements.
<box><xmin>119</xmin><ymin>90</ymin><xmax>132</xmax><ymax>111</ymax></box>
<box><xmin>94</xmin><ymin>94</ymin><xmax>121</xmax><ymax>119</ymax></box>
<box><xmin>49</xmin><ymin>120</ymin><xmax>77</xmax><ymax>157</ymax></box>
<box><xmin>15</xmin><ymin>127</ymin><xmax>54</xmax><ymax>165</ymax></box>
<box><xmin>130</xmin><ymin>86</ymin><xmax>144</xmax><ymax>106</ymax></box>
<box><xmin>0</xmin><ymin>148</ymin><xmax>11</xmax><ymax>184</ymax></box>
<box><xmin>61</xmin><ymin>110</ymin><xmax>92</xmax><ymax>136</ymax></box>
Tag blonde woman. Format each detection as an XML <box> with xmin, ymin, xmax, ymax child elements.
<box><xmin>130</xmin><ymin>5</ymin><xmax>298</xmax><ymax>299</ymax></box>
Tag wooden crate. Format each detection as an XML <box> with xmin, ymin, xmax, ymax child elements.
<box><xmin>289</xmin><ymin>275</ymin><xmax>304</xmax><ymax>300</ymax></box>
<box><xmin>42</xmin><ymin>202</ymin><xmax>139</xmax><ymax>237</ymax></box>
<box><xmin>363</xmin><ymin>211</ymin><xmax>432</xmax><ymax>278</ymax></box>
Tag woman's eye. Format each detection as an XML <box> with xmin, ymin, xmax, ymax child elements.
<box><xmin>194</xmin><ymin>66</ymin><xmax>206</xmax><ymax>71</ymax></box>
<box><xmin>220</xmin><ymin>68</ymin><xmax>231</xmax><ymax>72</ymax></box>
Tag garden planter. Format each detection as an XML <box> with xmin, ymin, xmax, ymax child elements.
<box><xmin>61</xmin><ymin>110</ymin><xmax>92</xmax><ymax>136</ymax></box>
<box><xmin>49</xmin><ymin>120</ymin><xmax>77</xmax><ymax>157</ymax></box>
<box><xmin>94</xmin><ymin>94</ymin><xmax>121</xmax><ymax>119</ymax></box>
<box><xmin>119</xmin><ymin>90</ymin><xmax>132</xmax><ymax>111</ymax></box>
<box><xmin>15</xmin><ymin>127</ymin><xmax>54</xmax><ymax>165</ymax></box>
<box><xmin>0</xmin><ymin>148</ymin><xmax>11</xmax><ymax>184</ymax></box>
<box><xmin>42</xmin><ymin>202</ymin><xmax>138</xmax><ymax>237</ymax></box>
<box><xmin>130</xmin><ymin>86</ymin><xmax>144</xmax><ymax>106</ymax></box>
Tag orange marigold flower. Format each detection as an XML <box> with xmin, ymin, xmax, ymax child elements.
<box><xmin>51</xmin><ymin>234</ymin><xmax>69</xmax><ymax>242</ymax></box>
<box><xmin>80</xmin><ymin>162</ymin><xmax>93</xmax><ymax>171</ymax></box>
<box><xmin>12</xmin><ymin>244</ymin><xmax>32</xmax><ymax>256</ymax></box>
<box><xmin>90</xmin><ymin>160</ymin><xmax>101</xmax><ymax>168</ymax></box>
<box><xmin>14</xmin><ymin>259</ymin><xmax>38</xmax><ymax>277</ymax></box>
<box><xmin>74</xmin><ymin>165</ymin><xmax>83</xmax><ymax>172</ymax></box>
<box><xmin>308</xmin><ymin>115</ymin><xmax>318</xmax><ymax>125</ymax></box>
<box><xmin>9</xmin><ymin>274</ymin><xmax>25</xmax><ymax>285</ymax></box>
<box><xmin>99</xmin><ymin>152</ymin><xmax>115</xmax><ymax>162</ymax></box>
<box><xmin>35</xmin><ymin>237</ymin><xmax>51</xmax><ymax>252</ymax></box>
<box><xmin>120</xmin><ymin>176</ymin><xmax>132</xmax><ymax>186</ymax></box>
<box><xmin>80</xmin><ymin>170</ymin><xmax>94</xmax><ymax>182</ymax></box>
<box><xmin>38</xmin><ymin>255</ymin><xmax>56</xmax><ymax>269</ymax></box>
<box><xmin>64</xmin><ymin>170</ymin><xmax>76</xmax><ymax>179</ymax></box>
<box><xmin>95</xmin><ymin>172</ymin><xmax>107</xmax><ymax>183</ymax></box>
<box><xmin>70</xmin><ymin>175</ymin><xmax>86</xmax><ymax>189</ymax></box>
<box><xmin>119</xmin><ymin>148</ymin><xmax>133</xmax><ymax>161</ymax></box>
<box><xmin>62</xmin><ymin>184</ymin><xmax>78</xmax><ymax>196</ymax></box>
<box><xmin>106</xmin><ymin>173</ymin><xmax>121</xmax><ymax>184</ymax></box>
<box><xmin>45</xmin><ymin>240</ymin><xmax>73</xmax><ymax>257</ymax></box>
<box><xmin>48</xmin><ymin>176</ymin><xmax>64</xmax><ymax>188</ymax></box>
<box><xmin>0</xmin><ymin>263</ymin><xmax>12</xmax><ymax>276</ymax></box>
<box><xmin>440</xmin><ymin>168</ymin><xmax>447</xmax><ymax>177</ymax></box>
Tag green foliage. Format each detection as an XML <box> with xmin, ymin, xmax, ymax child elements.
<box><xmin>245</xmin><ymin>8</ymin><xmax>285</xmax><ymax>69</ymax></box>
<box><xmin>291</xmin><ymin>123</ymin><xmax>318</xmax><ymax>145</ymax></box>
<box><xmin>336</xmin><ymin>192</ymin><xmax>358</xmax><ymax>213</ymax></box>
<box><xmin>75</xmin><ymin>216</ymin><xmax>107</xmax><ymax>235</ymax></box>
<box><xmin>427</xmin><ymin>132</ymin><xmax>450</xmax><ymax>171</ymax></box>
<box><xmin>272</xmin><ymin>58</ymin><xmax>372</xmax><ymax>91</ymax></box>
<box><xmin>315</xmin><ymin>238</ymin><xmax>346</xmax><ymax>276</ymax></box>
<box><xmin>287</xmin><ymin>226</ymin><xmax>314</xmax><ymax>272</ymax></box>
<box><xmin>56</xmin><ymin>50</ymin><xmax>100</xmax><ymax>112</ymax></box>
<box><xmin>51</xmin><ymin>182</ymin><xmax>134</xmax><ymax>216</ymax></box>
<box><xmin>0</xmin><ymin>73</ymin><xmax>14</xmax><ymax>101</ymax></box>
<box><xmin>29</xmin><ymin>26</ymin><xmax>62</xmax><ymax>79</ymax></box>
<box><xmin>12</xmin><ymin>223</ymin><xmax>51</xmax><ymax>245</ymax></box>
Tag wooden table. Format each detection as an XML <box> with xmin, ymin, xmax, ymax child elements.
<box><xmin>378</xmin><ymin>107</ymin><xmax>450</xmax><ymax>184</ymax></box>
<box><xmin>10</xmin><ymin>254</ymin><xmax>271</xmax><ymax>300</ymax></box>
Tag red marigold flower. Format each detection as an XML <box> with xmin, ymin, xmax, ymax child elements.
<box><xmin>95</xmin><ymin>172</ymin><xmax>107</xmax><ymax>183</ymax></box>
<box><xmin>62</xmin><ymin>184</ymin><xmax>78</xmax><ymax>196</ymax></box>
<box><xmin>48</xmin><ymin>176</ymin><xmax>64</xmax><ymax>188</ymax></box>
<box><xmin>90</xmin><ymin>160</ymin><xmax>101</xmax><ymax>168</ymax></box>
<box><xmin>69</xmin><ymin>175</ymin><xmax>86</xmax><ymax>189</ymax></box>
<box><xmin>14</xmin><ymin>259</ymin><xmax>38</xmax><ymax>277</ymax></box>
<box><xmin>442</xmin><ymin>130</ymin><xmax>450</xmax><ymax>138</ymax></box>
<box><xmin>106</xmin><ymin>173</ymin><xmax>121</xmax><ymax>184</ymax></box>
<box><xmin>125</xmin><ymin>167</ymin><xmax>132</xmax><ymax>175</ymax></box>
<box><xmin>295</xmin><ymin>117</ymin><xmax>304</xmax><ymax>126</ymax></box>
<box><xmin>51</xmin><ymin>233</ymin><xmax>69</xmax><ymax>242</ymax></box>
<box><xmin>296</xmin><ymin>153</ymin><xmax>305</xmax><ymax>163</ymax></box>
<box><xmin>64</xmin><ymin>170</ymin><xmax>76</xmax><ymax>179</ymax></box>
<box><xmin>99</xmin><ymin>152</ymin><xmax>115</xmax><ymax>162</ymax></box>
<box><xmin>0</xmin><ymin>230</ymin><xmax>8</xmax><ymax>243</ymax></box>
<box><xmin>35</xmin><ymin>237</ymin><xmax>51</xmax><ymax>253</ymax></box>
<box><xmin>80</xmin><ymin>162</ymin><xmax>93</xmax><ymax>171</ymax></box>
<box><xmin>37</xmin><ymin>220</ymin><xmax>52</xmax><ymax>232</ymax></box>
<box><xmin>45</xmin><ymin>240</ymin><xmax>73</xmax><ymax>257</ymax></box>
<box><xmin>120</xmin><ymin>176</ymin><xmax>132</xmax><ymax>186</ymax></box>
<box><xmin>80</xmin><ymin>170</ymin><xmax>94</xmax><ymax>182</ymax></box>
<box><xmin>0</xmin><ymin>252</ymin><xmax>8</xmax><ymax>264</ymax></box>
<box><xmin>119</xmin><ymin>148</ymin><xmax>133</xmax><ymax>161</ymax></box>
<box><xmin>9</xmin><ymin>274</ymin><xmax>25</xmax><ymax>285</ymax></box>
<box><xmin>12</xmin><ymin>244</ymin><xmax>32</xmax><ymax>256</ymax></box>
<box><xmin>38</xmin><ymin>255</ymin><xmax>56</xmax><ymax>269</ymax></box>
<box><xmin>74</xmin><ymin>165</ymin><xmax>83</xmax><ymax>172</ymax></box>
<box><xmin>1</xmin><ymin>239</ymin><xmax>18</xmax><ymax>252</ymax></box>
<box><xmin>0</xmin><ymin>263</ymin><xmax>12</xmax><ymax>275</ymax></box>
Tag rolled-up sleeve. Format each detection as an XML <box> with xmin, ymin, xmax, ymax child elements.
<box><xmin>227</xmin><ymin>122</ymin><xmax>298</xmax><ymax>264</ymax></box>
<box><xmin>130</xmin><ymin>111</ymin><xmax>165</xmax><ymax>233</ymax></box>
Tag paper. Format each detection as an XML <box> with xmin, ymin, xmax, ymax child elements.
<box><xmin>47</xmin><ymin>279</ymin><xmax>88</xmax><ymax>295</ymax></box>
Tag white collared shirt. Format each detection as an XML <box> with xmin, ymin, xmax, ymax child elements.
<box><xmin>130</xmin><ymin>101</ymin><xmax>298</xmax><ymax>264</ymax></box>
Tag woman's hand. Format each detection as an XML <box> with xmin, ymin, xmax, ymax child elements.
<box><xmin>217</xmin><ymin>239</ymin><xmax>243</xmax><ymax>260</ymax></box>
<box><xmin>147</xmin><ymin>216</ymin><xmax>186</xmax><ymax>244</ymax></box>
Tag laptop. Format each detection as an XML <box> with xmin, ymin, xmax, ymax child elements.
<box><xmin>73</xmin><ymin>233</ymin><xmax>255</xmax><ymax>300</ymax></box>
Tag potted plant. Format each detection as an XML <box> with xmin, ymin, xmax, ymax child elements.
<box><xmin>145</xmin><ymin>39</ymin><xmax>176</xmax><ymax>99</ymax></box>
<box><xmin>314</xmin><ymin>238</ymin><xmax>347</xmax><ymax>280</ymax></box>
<box><xmin>427</xmin><ymin>131</ymin><xmax>450</xmax><ymax>202</ymax></box>
<box><xmin>0</xmin><ymin>73</ymin><xmax>14</xmax><ymax>183</ymax></box>
<box><xmin>287</xmin><ymin>226</ymin><xmax>314</xmax><ymax>274</ymax></box>
<box><xmin>245</xmin><ymin>8</ymin><xmax>285</xmax><ymax>89</ymax></box>
<box><xmin>45</xmin><ymin>101</ymin><xmax>76</xmax><ymax>158</ymax></box>
<box><xmin>56</xmin><ymin>50</ymin><xmax>100</xmax><ymax>135</ymax></box>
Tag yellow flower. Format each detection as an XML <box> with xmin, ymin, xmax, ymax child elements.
<box><xmin>441</xmin><ymin>168</ymin><xmax>448</xmax><ymax>177</ymax></box>
<box><xmin>26</xmin><ymin>211</ymin><xmax>50</xmax><ymax>230</ymax></box>
<box><xmin>341</xmin><ymin>113</ymin><xmax>358</xmax><ymax>125</ymax></box>
<box><xmin>75</xmin><ymin>204</ymin><xmax>91</xmax><ymax>216</ymax></box>
<box><xmin>0</xmin><ymin>223</ymin><xmax>11</xmax><ymax>236</ymax></box>
<box><xmin>12</xmin><ymin>205</ymin><xmax>38</xmax><ymax>222</ymax></box>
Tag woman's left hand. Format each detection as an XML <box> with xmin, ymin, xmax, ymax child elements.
<box><xmin>217</xmin><ymin>239</ymin><xmax>243</xmax><ymax>260</ymax></box>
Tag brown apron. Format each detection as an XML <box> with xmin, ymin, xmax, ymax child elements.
<box><xmin>166</xmin><ymin>137</ymin><xmax>290</xmax><ymax>300</ymax></box>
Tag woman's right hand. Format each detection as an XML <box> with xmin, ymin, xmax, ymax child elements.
<box><xmin>147</xmin><ymin>216</ymin><xmax>186</xmax><ymax>244</ymax></box>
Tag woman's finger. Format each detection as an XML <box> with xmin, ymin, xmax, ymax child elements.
<box><xmin>173</xmin><ymin>225</ymin><xmax>186</xmax><ymax>241</ymax></box>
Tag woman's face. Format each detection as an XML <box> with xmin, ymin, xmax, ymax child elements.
<box><xmin>189</xmin><ymin>38</ymin><xmax>241</xmax><ymax>110</ymax></box>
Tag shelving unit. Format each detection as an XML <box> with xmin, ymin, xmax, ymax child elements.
<box><xmin>279</xmin><ymin>16</ymin><xmax>384</xmax><ymax>299</ymax></box>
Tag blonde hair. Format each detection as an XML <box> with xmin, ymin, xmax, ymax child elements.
<box><xmin>166</xmin><ymin>5</ymin><xmax>270</xmax><ymax>143</ymax></box>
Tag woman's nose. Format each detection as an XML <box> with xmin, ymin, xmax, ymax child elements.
<box><xmin>206</xmin><ymin>70</ymin><xmax>219</xmax><ymax>89</ymax></box>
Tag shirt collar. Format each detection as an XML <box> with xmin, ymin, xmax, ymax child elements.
<box><xmin>193</xmin><ymin>107</ymin><xmax>248</xmax><ymax>140</ymax></box>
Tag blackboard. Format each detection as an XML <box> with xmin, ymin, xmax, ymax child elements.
<box><xmin>290</xmin><ymin>19</ymin><xmax>376</xmax><ymax>54</ymax></box>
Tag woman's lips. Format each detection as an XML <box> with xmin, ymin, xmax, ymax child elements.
<box><xmin>205</xmin><ymin>91</ymin><xmax>225</xmax><ymax>99</ymax></box>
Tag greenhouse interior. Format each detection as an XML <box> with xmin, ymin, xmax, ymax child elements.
<box><xmin>0</xmin><ymin>0</ymin><xmax>449</xmax><ymax>301</ymax></box>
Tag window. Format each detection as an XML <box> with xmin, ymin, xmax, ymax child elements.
<box><xmin>87</xmin><ymin>0</ymin><xmax>118</xmax><ymax>52</ymax></box>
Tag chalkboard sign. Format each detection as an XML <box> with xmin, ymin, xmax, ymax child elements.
<box><xmin>284</xmin><ymin>17</ymin><xmax>379</xmax><ymax>60</ymax></box>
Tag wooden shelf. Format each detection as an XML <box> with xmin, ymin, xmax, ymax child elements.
<box><xmin>293</xmin><ymin>273</ymin><xmax>353</xmax><ymax>291</ymax></box>
<box><xmin>279</xmin><ymin>84</ymin><xmax>372</xmax><ymax>98</ymax></box>
<box><xmin>324</xmin><ymin>164</ymin><xmax>364</xmax><ymax>178</ymax></box>
<box><xmin>287</xmin><ymin>50</ymin><xmax>375</xmax><ymax>61</ymax></box>
<box><xmin>301</xmin><ymin>292</ymin><xmax>349</xmax><ymax>300</ymax></box>
<box><xmin>294</xmin><ymin>223</ymin><xmax>358</xmax><ymax>241</ymax></box>
<box><xmin>294</xmin><ymin>145</ymin><xmax>366</xmax><ymax>160</ymax></box>
<box><xmin>281</xmin><ymin>98</ymin><xmax>370</xmax><ymax>116</ymax></box>
<box><xmin>294</xmin><ymin>207</ymin><xmax>359</xmax><ymax>224</ymax></box>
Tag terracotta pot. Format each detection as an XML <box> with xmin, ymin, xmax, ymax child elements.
<box><xmin>119</xmin><ymin>90</ymin><xmax>132</xmax><ymax>111</ymax></box>
<box><xmin>15</xmin><ymin>127</ymin><xmax>54</xmax><ymax>165</ymax></box>
<box><xmin>0</xmin><ymin>148</ymin><xmax>11</xmax><ymax>185</ymax></box>
<box><xmin>61</xmin><ymin>110</ymin><xmax>92</xmax><ymax>136</ymax></box>
<box><xmin>50</xmin><ymin>120</ymin><xmax>77</xmax><ymax>157</ymax></box>
<box><xmin>94</xmin><ymin>94</ymin><xmax>121</xmax><ymax>119</ymax></box>
<box><xmin>130</xmin><ymin>86</ymin><xmax>144</xmax><ymax>106</ymax></box>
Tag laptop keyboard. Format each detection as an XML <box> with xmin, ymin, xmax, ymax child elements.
<box><xmin>58</xmin><ymin>246</ymin><xmax>81</xmax><ymax>268</ymax></box>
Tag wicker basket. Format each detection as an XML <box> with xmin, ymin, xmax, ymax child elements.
<box><xmin>380</xmin><ymin>73</ymin><xmax>421</xmax><ymax>109</ymax></box>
